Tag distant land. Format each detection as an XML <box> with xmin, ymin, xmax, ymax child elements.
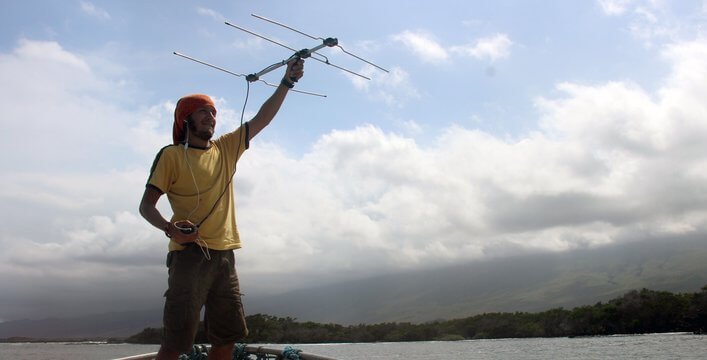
<box><xmin>0</xmin><ymin>308</ymin><xmax>162</xmax><ymax>340</ymax></box>
<box><xmin>246</xmin><ymin>235</ymin><xmax>707</xmax><ymax>324</ymax></box>
<box><xmin>1</xmin><ymin>236</ymin><xmax>705</xmax><ymax>339</ymax></box>
<box><xmin>124</xmin><ymin>287</ymin><xmax>707</xmax><ymax>344</ymax></box>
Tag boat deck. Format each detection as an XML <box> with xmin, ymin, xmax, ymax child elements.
<box><xmin>113</xmin><ymin>344</ymin><xmax>338</xmax><ymax>360</ymax></box>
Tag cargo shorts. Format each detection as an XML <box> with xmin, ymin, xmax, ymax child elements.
<box><xmin>161</xmin><ymin>244</ymin><xmax>248</xmax><ymax>353</ymax></box>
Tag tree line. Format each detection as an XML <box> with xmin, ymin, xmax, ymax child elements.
<box><xmin>124</xmin><ymin>285</ymin><xmax>707</xmax><ymax>344</ymax></box>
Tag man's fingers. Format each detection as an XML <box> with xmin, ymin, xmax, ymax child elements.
<box><xmin>287</xmin><ymin>59</ymin><xmax>304</xmax><ymax>82</ymax></box>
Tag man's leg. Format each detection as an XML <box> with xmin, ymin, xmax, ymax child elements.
<box><xmin>161</xmin><ymin>247</ymin><xmax>209</xmax><ymax>357</ymax></box>
<box><xmin>205</xmin><ymin>251</ymin><xmax>249</xmax><ymax>352</ymax></box>
<box><xmin>208</xmin><ymin>342</ymin><xmax>235</xmax><ymax>360</ymax></box>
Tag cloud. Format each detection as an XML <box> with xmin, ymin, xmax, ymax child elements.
<box><xmin>392</xmin><ymin>30</ymin><xmax>449</xmax><ymax>63</ymax></box>
<box><xmin>0</xmin><ymin>39</ymin><xmax>169</xmax><ymax>318</ymax></box>
<box><xmin>0</xmin><ymin>39</ymin><xmax>139</xmax><ymax>173</ymax></box>
<box><xmin>348</xmin><ymin>65</ymin><xmax>420</xmax><ymax>107</ymax></box>
<box><xmin>597</xmin><ymin>0</ymin><xmax>635</xmax><ymax>15</ymax></box>
<box><xmin>0</xmin><ymin>211</ymin><xmax>165</xmax><ymax>318</ymax></box>
<box><xmin>231</xmin><ymin>37</ymin><xmax>266</xmax><ymax>51</ymax></box>
<box><xmin>451</xmin><ymin>33</ymin><xmax>513</xmax><ymax>62</ymax></box>
<box><xmin>596</xmin><ymin>0</ymin><xmax>697</xmax><ymax>47</ymax></box>
<box><xmin>237</xmin><ymin>36</ymin><xmax>707</xmax><ymax>282</ymax></box>
<box><xmin>379</xmin><ymin>30</ymin><xmax>512</xmax><ymax>104</ymax></box>
<box><xmin>392</xmin><ymin>29</ymin><xmax>513</xmax><ymax>64</ymax></box>
<box><xmin>197</xmin><ymin>7</ymin><xmax>225</xmax><ymax>23</ymax></box>
<box><xmin>80</xmin><ymin>1</ymin><xmax>111</xmax><ymax>20</ymax></box>
<box><xmin>2</xmin><ymin>35</ymin><xmax>707</xmax><ymax>320</ymax></box>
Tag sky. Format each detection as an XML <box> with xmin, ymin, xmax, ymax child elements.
<box><xmin>1</xmin><ymin>0</ymin><xmax>707</xmax><ymax>322</ymax></box>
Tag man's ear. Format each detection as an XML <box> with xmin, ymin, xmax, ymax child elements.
<box><xmin>185</xmin><ymin>116</ymin><xmax>198</xmax><ymax>132</ymax></box>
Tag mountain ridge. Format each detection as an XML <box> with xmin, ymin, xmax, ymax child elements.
<box><xmin>1</xmin><ymin>236</ymin><xmax>705</xmax><ymax>338</ymax></box>
<box><xmin>0</xmin><ymin>308</ymin><xmax>162</xmax><ymax>339</ymax></box>
<box><xmin>245</xmin><ymin>236</ymin><xmax>707</xmax><ymax>324</ymax></box>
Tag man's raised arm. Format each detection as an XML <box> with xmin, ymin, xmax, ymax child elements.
<box><xmin>247</xmin><ymin>59</ymin><xmax>305</xmax><ymax>141</ymax></box>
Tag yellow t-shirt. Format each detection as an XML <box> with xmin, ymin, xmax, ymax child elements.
<box><xmin>147</xmin><ymin>125</ymin><xmax>248</xmax><ymax>251</ymax></box>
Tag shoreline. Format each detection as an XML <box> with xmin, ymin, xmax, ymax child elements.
<box><xmin>2</xmin><ymin>331</ymin><xmax>703</xmax><ymax>345</ymax></box>
<box><xmin>0</xmin><ymin>337</ymin><xmax>122</xmax><ymax>344</ymax></box>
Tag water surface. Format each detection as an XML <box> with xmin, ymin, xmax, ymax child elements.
<box><xmin>0</xmin><ymin>332</ymin><xmax>703</xmax><ymax>359</ymax></box>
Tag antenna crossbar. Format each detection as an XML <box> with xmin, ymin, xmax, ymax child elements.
<box><xmin>251</xmin><ymin>13</ymin><xmax>320</xmax><ymax>41</ymax></box>
<box><xmin>225</xmin><ymin>22</ymin><xmax>368</xmax><ymax>81</ymax></box>
<box><xmin>174</xmin><ymin>14</ymin><xmax>389</xmax><ymax>97</ymax></box>
<box><xmin>250</xmin><ymin>13</ymin><xmax>389</xmax><ymax>73</ymax></box>
<box><xmin>225</xmin><ymin>22</ymin><xmax>298</xmax><ymax>53</ymax></box>
<box><xmin>174</xmin><ymin>52</ymin><xmax>245</xmax><ymax>78</ymax></box>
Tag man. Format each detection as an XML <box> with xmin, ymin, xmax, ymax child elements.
<box><xmin>139</xmin><ymin>59</ymin><xmax>304</xmax><ymax>360</ymax></box>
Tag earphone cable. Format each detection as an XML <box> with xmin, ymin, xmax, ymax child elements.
<box><xmin>195</xmin><ymin>80</ymin><xmax>250</xmax><ymax>229</ymax></box>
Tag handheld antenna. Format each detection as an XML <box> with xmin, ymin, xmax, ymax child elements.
<box><xmin>174</xmin><ymin>15</ymin><xmax>388</xmax><ymax>96</ymax></box>
<box><xmin>173</xmin><ymin>51</ymin><xmax>326</xmax><ymax>97</ymax></box>
<box><xmin>225</xmin><ymin>14</ymin><xmax>389</xmax><ymax>82</ymax></box>
<box><xmin>225</xmin><ymin>21</ymin><xmax>368</xmax><ymax>81</ymax></box>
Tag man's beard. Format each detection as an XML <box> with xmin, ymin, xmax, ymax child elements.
<box><xmin>193</xmin><ymin>129</ymin><xmax>213</xmax><ymax>141</ymax></box>
<box><xmin>188</xmin><ymin>122</ymin><xmax>214</xmax><ymax>141</ymax></box>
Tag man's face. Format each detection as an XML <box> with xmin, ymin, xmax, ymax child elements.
<box><xmin>188</xmin><ymin>106</ymin><xmax>217</xmax><ymax>141</ymax></box>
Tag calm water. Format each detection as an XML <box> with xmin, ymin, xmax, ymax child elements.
<box><xmin>0</xmin><ymin>333</ymin><xmax>704</xmax><ymax>359</ymax></box>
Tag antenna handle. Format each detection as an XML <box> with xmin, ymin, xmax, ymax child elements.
<box><xmin>248</xmin><ymin>38</ymin><xmax>339</xmax><ymax>83</ymax></box>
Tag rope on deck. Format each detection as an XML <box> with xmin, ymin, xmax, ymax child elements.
<box><xmin>178</xmin><ymin>344</ymin><xmax>307</xmax><ymax>360</ymax></box>
<box><xmin>178</xmin><ymin>344</ymin><xmax>209</xmax><ymax>360</ymax></box>
<box><xmin>282</xmin><ymin>345</ymin><xmax>303</xmax><ymax>360</ymax></box>
<box><xmin>233</xmin><ymin>344</ymin><xmax>249</xmax><ymax>360</ymax></box>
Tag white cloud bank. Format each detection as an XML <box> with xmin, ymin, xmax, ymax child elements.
<box><xmin>376</xmin><ymin>30</ymin><xmax>512</xmax><ymax>106</ymax></box>
<box><xmin>598</xmin><ymin>0</ymin><xmax>636</xmax><ymax>15</ymax></box>
<box><xmin>1</xmin><ymin>35</ymin><xmax>707</xmax><ymax>319</ymax></box>
<box><xmin>451</xmin><ymin>33</ymin><xmax>513</xmax><ymax>62</ymax></box>
<box><xmin>597</xmin><ymin>0</ymin><xmax>693</xmax><ymax>47</ymax></box>
<box><xmin>393</xmin><ymin>30</ymin><xmax>513</xmax><ymax>64</ymax></box>
<box><xmin>392</xmin><ymin>30</ymin><xmax>450</xmax><ymax>63</ymax></box>
<box><xmin>80</xmin><ymin>1</ymin><xmax>111</xmax><ymax>20</ymax></box>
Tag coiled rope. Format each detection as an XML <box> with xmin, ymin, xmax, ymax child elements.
<box><xmin>178</xmin><ymin>344</ymin><xmax>209</xmax><ymax>360</ymax></box>
<box><xmin>282</xmin><ymin>345</ymin><xmax>302</xmax><ymax>360</ymax></box>
<box><xmin>178</xmin><ymin>344</ymin><xmax>306</xmax><ymax>360</ymax></box>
